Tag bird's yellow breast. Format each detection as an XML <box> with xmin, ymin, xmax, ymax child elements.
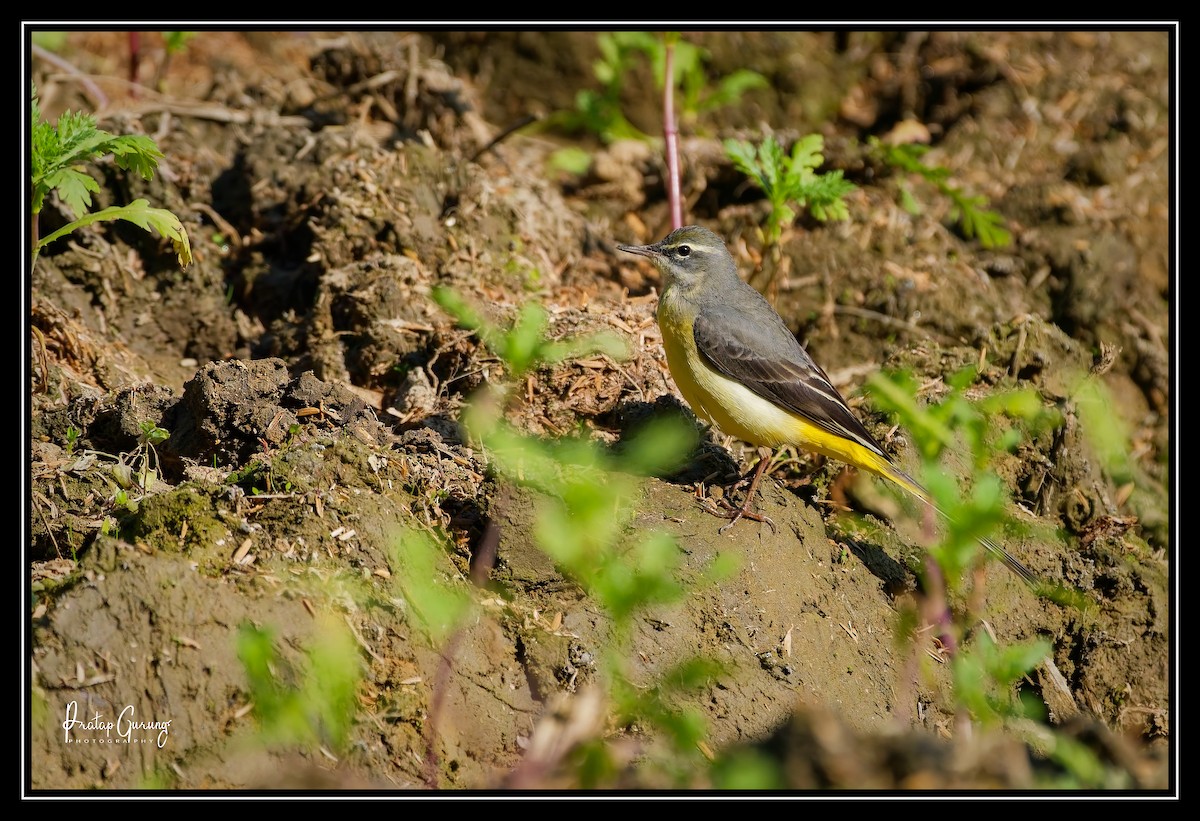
<box><xmin>657</xmin><ymin>295</ymin><xmax>800</xmax><ymax>448</ymax></box>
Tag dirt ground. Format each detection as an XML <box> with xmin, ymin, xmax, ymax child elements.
<box><xmin>26</xmin><ymin>29</ymin><xmax>1173</xmax><ymax>794</ymax></box>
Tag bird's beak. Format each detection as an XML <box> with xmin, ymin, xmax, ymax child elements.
<box><xmin>617</xmin><ymin>242</ymin><xmax>657</xmax><ymax>258</ymax></box>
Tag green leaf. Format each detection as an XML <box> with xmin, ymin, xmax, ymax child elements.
<box><xmin>871</xmin><ymin>137</ymin><xmax>1010</xmax><ymax>249</ymax></box>
<box><xmin>711</xmin><ymin>750</ymin><xmax>785</xmax><ymax>789</ymax></box>
<box><xmin>164</xmin><ymin>31</ymin><xmax>196</xmax><ymax>54</ymax></box>
<box><xmin>758</xmin><ymin>136</ymin><xmax>785</xmax><ymax>196</ymax></box>
<box><xmin>723</xmin><ymin>139</ymin><xmax>760</xmax><ymax>182</ymax></box>
<box><xmin>898</xmin><ymin>184</ymin><xmax>922</xmax><ymax>215</ymax></box>
<box><xmin>542</xmin><ymin>329</ymin><xmax>629</xmax><ymax>365</ymax></box>
<box><xmin>664</xmin><ymin>39</ymin><xmax>703</xmax><ymax>88</ymax></box>
<box><xmin>109</xmin><ymin>134</ymin><xmax>165</xmax><ymax>180</ymax></box>
<box><xmin>659</xmin><ymin>656</ymin><xmax>723</xmax><ymax>692</ymax></box>
<box><xmin>957</xmin><ymin>200</ymin><xmax>1013</xmax><ymax>248</ymax></box>
<box><xmin>700</xmin><ymin>69</ymin><xmax>768</xmax><ymax>111</ymax></box>
<box><xmin>952</xmin><ymin>632</ymin><xmax>1051</xmax><ymax>725</ymax></box>
<box><xmin>788</xmin><ymin>133</ymin><xmax>826</xmax><ymax>175</ymax></box>
<box><xmin>40</xmin><ymin>168</ymin><xmax>100</xmax><ymax>219</ymax></box>
<box><xmin>804</xmin><ymin>170</ymin><xmax>856</xmax><ymax>221</ymax></box>
<box><xmin>504</xmin><ymin>302</ymin><xmax>551</xmax><ymax>375</ymax></box>
<box><xmin>990</xmin><ymin>638</ymin><xmax>1053</xmax><ymax>685</ymax></box>
<box><xmin>617</xmin><ymin>414</ymin><xmax>698</xmax><ymax>476</ymax></box>
<box><xmin>866</xmin><ymin>370</ymin><xmax>958</xmax><ymax>460</ymax></box>
<box><xmin>547</xmin><ymin>146</ymin><xmax>593</xmax><ymax>175</ymax></box>
<box><xmin>38</xmin><ymin>199</ymin><xmax>192</xmax><ymax>267</ymax></box>
<box><xmin>1073</xmin><ymin>377</ymin><xmax>1135</xmax><ymax>484</ymax></box>
<box><xmin>236</xmin><ymin>617</ymin><xmax>362</xmax><ymax>750</ymax></box>
<box><xmin>434</xmin><ymin>287</ymin><xmax>628</xmax><ymax>379</ymax></box>
<box><xmin>139</xmin><ymin>421</ymin><xmax>170</xmax><ymax>446</ymax></box>
<box><xmin>388</xmin><ymin>528</ymin><xmax>471</xmax><ymax>646</ymax></box>
<box><xmin>725</xmin><ymin>133</ymin><xmax>856</xmax><ymax>244</ymax></box>
<box><xmin>30</xmin><ymin>84</ymin><xmax>187</xmax><ymax>269</ymax></box>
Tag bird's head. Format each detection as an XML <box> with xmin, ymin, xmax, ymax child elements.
<box><xmin>617</xmin><ymin>225</ymin><xmax>738</xmax><ymax>292</ymax></box>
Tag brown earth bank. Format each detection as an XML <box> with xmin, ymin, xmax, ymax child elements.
<box><xmin>26</xmin><ymin>29</ymin><xmax>1172</xmax><ymax>794</ymax></box>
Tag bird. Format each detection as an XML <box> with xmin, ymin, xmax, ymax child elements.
<box><xmin>617</xmin><ymin>224</ymin><xmax>1038</xmax><ymax>586</ymax></box>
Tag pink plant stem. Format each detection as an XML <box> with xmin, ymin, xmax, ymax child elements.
<box><xmin>663</xmin><ymin>41</ymin><xmax>682</xmax><ymax>230</ymax></box>
<box><xmin>922</xmin><ymin>553</ymin><xmax>957</xmax><ymax>657</ymax></box>
<box><xmin>921</xmin><ymin>503</ymin><xmax>956</xmax><ymax>656</ymax></box>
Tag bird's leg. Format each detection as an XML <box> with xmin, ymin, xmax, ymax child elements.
<box><xmin>711</xmin><ymin>446</ymin><xmax>777</xmax><ymax>534</ymax></box>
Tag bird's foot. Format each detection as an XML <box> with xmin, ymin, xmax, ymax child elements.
<box><xmin>698</xmin><ymin>494</ymin><xmax>777</xmax><ymax>535</ymax></box>
<box><xmin>693</xmin><ymin>451</ymin><xmax>778</xmax><ymax>534</ymax></box>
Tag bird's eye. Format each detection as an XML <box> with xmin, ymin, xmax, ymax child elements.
<box><xmin>676</xmin><ymin>245</ymin><xmax>691</xmax><ymax>257</ymax></box>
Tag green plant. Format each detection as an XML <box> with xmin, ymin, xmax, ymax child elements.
<box><xmin>724</xmin><ymin>133</ymin><xmax>857</xmax><ymax>248</ymax></box>
<box><xmin>646</xmin><ymin>34</ymin><xmax>767</xmax><ymax>130</ymax></box>
<box><xmin>864</xmin><ymin>365</ymin><xmax>1062</xmax><ymax>588</ymax></box>
<box><xmin>63</xmin><ymin>425</ymin><xmax>80</xmax><ymax>455</ymax></box>
<box><xmin>862</xmin><ymin>367</ymin><xmax>1101</xmax><ymax>753</ymax></box>
<box><xmin>123</xmin><ymin>421</ymin><xmax>170</xmax><ymax>493</ymax></box>
<box><xmin>1072</xmin><ymin>375</ymin><xmax>1136</xmax><ymax>488</ymax></box>
<box><xmin>432</xmin><ymin>286</ymin><xmax>628</xmax><ymax>382</ymax></box>
<box><xmin>30</xmin><ymin>84</ymin><xmax>192</xmax><ymax>270</ymax></box>
<box><xmin>464</xmin><ymin>407</ymin><xmax>733</xmax><ymax>784</ymax></box>
<box><xmin>541</xmin><ymin>32</ymin><xmax>764</xmax><ymax>150</ymax></box>
<box><xmin>69</xmin><ymin>419</ymin><xmax>170</xmax><ymax>504</ymax></box>
<box><xmin>111</xmin><ymin>488</ymin><xmax>135</xmax><ymax>514</ymax></box>
<box><xmin>868</xmin><ymin>136</ymin><xmax>1012</xmax><ymax>248</ymax></box>
<box><xmin>235</xmin><ymin>617</ymin><xmax>362</xmax><ymax>751</ymax></box>
<box><xmin>952</xmin><ymin>629</ymin><xmax>1051</xmax><ymax>726</ymax></box>
<box><xmin>536</xmin><ymin>32</ymin><xmax>656</xmax><ymax>146</ymax></box>
<box><xmin>431</xmin><ymin>285</ymin><xmax>737</xmax><ymax>784</ymax></box>
<box><xmin>162</xmin><ymin>31</ymin><xmax>196</xmax><ymax>53</ymax></box>
<box><xmin>387</xmin><ymin>526</ymin><xmax>472</xmax><ymax>647</ymax></box>
<box><xmin>949</xmin><ymin>625</ymin><xmax>1121</xmax><ymax>788</ymax></box>
<box><xmin>152</xmin><ymin>31</ymin><xmax>197</xmax><ymax>91</ymax></box>
<box><xmin>857</xmin><ymin>367</ymin><xmax>1115</xmax><ymax>784</ymax></box>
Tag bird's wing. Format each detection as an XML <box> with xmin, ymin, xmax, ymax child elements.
<box><xmin>694</xmin><ymin>305</ymin><xmax>1043</xmax><ymax>588</ymax></box>
<box><xmin>692</xmin><ymin>308</ymin><xmax>890</xmax><ymax>460</ymax></box>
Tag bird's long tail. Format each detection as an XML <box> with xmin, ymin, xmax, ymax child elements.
<box><xmin>870</xmin><ymin>458</ymin><xmax>1041</xmax><ymax>588</ymax></box>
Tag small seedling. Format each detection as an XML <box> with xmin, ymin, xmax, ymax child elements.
<box><xmin>30</xmin><ymin>84</ymin><xmax>192</xmax><ymax>271</ymax></box>
<box><xmin>643</xmin><ymin>34</ymin><xmax>767</xmax><ymax>131</ymax></box>
<box><xmin>724</xmin><ymin>133</ymin><xmax>857</xmax><ymax>248</ymax></box>
<box><xmin>432</xmin><ymin>286</ymin><xmax>628</xmax><ymax>383</ymax></box>
<box><xmin>867</xmin><ymin>136</ymin><xmax>1012</xmax><ymax>249</ymax></box>
<box><xmin>111</xmin><ymin>488</ymin><xmax>136</xmax><ymax>514</ymax></box>
<box><xmin>152</xmin><ymin>31</ymin><xmax>197</xmax><ymax>91</ymax></box>
<box><xmin>63</xmin><ymin>425</ymin><xmax>80</xmax><ymax>455</ymax></box>
<box><xmin>132</xmin><ymin>421</ymin><xmax>170</xmax><ymax>491</ymax></box>
<box><xmin>540</xmin><ymin>33</ymin><xmax>765</xmax><ymax>166</ymax></box>
<box><xmin>86</xmin><ymin>420</ymin><xmax>171</xmax><ymax>499</ymax></box>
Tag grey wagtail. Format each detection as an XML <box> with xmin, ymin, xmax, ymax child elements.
<box><xmin>618</xmin><ymin>224</ymin><xmax>1037</xmax><ymax>585</ymax></box>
